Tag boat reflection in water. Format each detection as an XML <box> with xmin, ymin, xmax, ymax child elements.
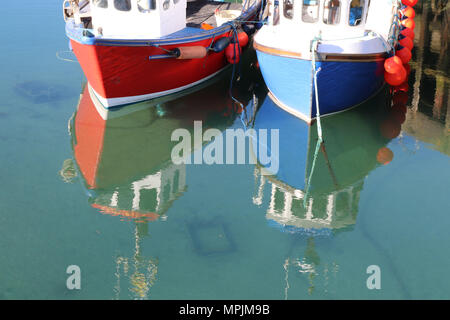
<box><xmin>250</xmin><ymin>87</ymin><xmax>397</xmax><ymax>296</ymax></box>
<box><xmin>68</xmin><ymin>66</ymin><xmax>261</xmax><ymax>298</ymax></box>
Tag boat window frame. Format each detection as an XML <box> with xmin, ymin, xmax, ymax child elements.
<box><xmin>272</xmin><ymin>0</ymin><xmax>281</xmax><ymax>25</ymax></box>
<box><xmin>93</xmin><ymin>0</ymin><xmax>108</xmax><ymax>8</ymax></box>
<box><xmin>301</xmin><ymin>0</ymin><xmax>320</xmax><ymax>24</ymax></box>
<box><xmin>137</xmin><ymin>0</ymin><xmax>157</xmax><ymax>12</ymax></box>
<box><xmin>283</xmin><ymin>0</ymin><xmax>294</xmax><ymax>20</ymax></box>
<box><xmin>348</xmin><ymin>0</ymin><xmax>365</xmax><ymax>27</ymax></box>
<box><xmin>323</xmin><ymin>0</ymin><xmax>341</xmax><ymax>25</ymax></box>
<box><xmin>114</xmin><ymin>0</ymin><xmax>132</xmax><ymax>12</ymax></box>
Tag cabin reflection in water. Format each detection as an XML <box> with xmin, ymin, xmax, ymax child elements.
<box><xmin>70</xmin><ymin>76</ymin><xmax>240</xmax><ymax>221</ymax></box>
<box><xmin>250</xmin><ymin>89</ymin><xmax>393</xmax><ymax>296</ymax></box>
<box><xmin>251</xmin><ymin>91</ymin><xmax>392</xmax><ymax>234</ymax></box>
<box><xmin>91</xmin><ymin>163</ymin><xmax>186</xmax><ymax>222</ymax></box>
<box><xmin>69</xmin><ymin>69</ymin><xmax>257</xmax><ymax>298</ymax></box>
<box><xmin>254</xmin><ymin>171</ymin><xmax>362</xmax><ymax>234</ymax></box>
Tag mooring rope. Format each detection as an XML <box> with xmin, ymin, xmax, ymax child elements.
<box><xmin>303</xmin><ymin>37</ymin><xmax>324</xmax><ymax>208</ymax></box>
<box><xmin>225</xmin><ymin>22</ymin><xmax>245</xmax><ymax>118</ymax></box>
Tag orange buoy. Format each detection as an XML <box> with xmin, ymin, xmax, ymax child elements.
<box><xmin>396</xmin><ymin>46</ymin><xmax>412</xmax><ymax>64</ymax></box>
<box><xmin>225</xmin><ymin>42</ymin><xmax>241</xmax><ymax>64</ymax></box>
<box><xmin>173</xmin><ymin>46</ymin><xmax>207</xmax><ymax>59</ymax></box>
<box><xmin>380</xmin><ymin>118</ymin><xmax>401</xmax><ymax>139</ymax></box>
<box><xmin>401</xmin><ymin>27</ymin><xmax>415</xmax><ymax>40</ymax></box>
<box><xmin>237</xmin><ymin>32</ymin><xmax>249</xmax><ymax>48</ymax></box>
<box><xmin>402</xmin><ymin>0</ymin><xmax>418</xmax><ymax>6</ymax></box>
<box><xmin>390</xmin><ymin>109</ymin><xmax>406</xmax><ymax>124</ymax></box>
<box><xmin>384</xmin><ymin>68</ymin><xmax>407</xmax><ymax>86</ymax></box>
<box><xmin>399</xmin><ymin>36</ymin><xmax>414</xmax><ymax>50</ymax></box>
<box><xmin>384</xmin><ymin>56</ymin><xmax>404</xmax><ymax>74</ymax></box>
<box><xmin>401</xmin><ymin>6</ymin><xmax>416</xmax><ymax>18</ymax></box>
<box><xmin>392</xmin><ymin>103</ymin><xmax>408</xmax><ymax>114</ymax></box>
<box><xmin>401</xmin><ymin>18</ymin><xmax>416</xmax><ymax>30</ymax></box>
<box><xmin>377</xmin><ymin>147</ymin><xmax>394</xmax><ymax>165</ymax></box>
<box><xmin>201</xmin><ymin>23</ymin><xmax>214</xmax><ymax>30</ymax></box>
<box><xmin>392</xmin><ymin>91</ymin><xmax>409</xmax><ymax>105</ymax></box>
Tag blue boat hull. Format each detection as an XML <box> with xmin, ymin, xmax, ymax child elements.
<box><xmin>255</xmin><ymin>50</ymin><xmax>385</xmax><ymax>123</ymax></box>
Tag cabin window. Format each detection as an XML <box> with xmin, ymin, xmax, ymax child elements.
<box><xmin>349</xmin><ymin>0</ymin><xmax>365</xmax><ymax>26</ymax></box>
<box><xmin>173</xmin><ymin>0</ymin><xmax>180</xmax><ymax>4</ymax></box>
<box><xmin>93</xmin><ymin>0</ymin><xmax>108</xmax><ymax>8</ymax></box>
<box><xmin>114</xmin><ymin>0</ymin><xmax>132</xmax><ymax>11</ymax></box>
<box><xmin>163</xmin><ymin>0</ymin><xmax>170</xmax><ymax>10</ymax></box>
<box><xmin>323</xmin><ymin>0</ymin><xmax>340</xmax><ymax>24</ymax></box>
<box><xmin>137</xmin><ymin>0</ymin><xmax>156</xmax><ymax>12</ymax></box>
<box><xmin>273</xmin><ymin>0</ymin><xmax>280</xmax><ymax>25</ymax></box>
<box><xmin>283</xmin><ymin>0</ymin><xmax>294</xmax><ymax>19</ymax></box>
<box><xmin>302</xmin><ymin>0</ymin><xmax>319</xmax><ymax>23</ymax></box>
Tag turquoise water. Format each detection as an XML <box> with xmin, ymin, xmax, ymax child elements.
<box><xmin>0</xmin><ymin>1</ymin><xmax>449</xmax><ymax>300</ymax></box>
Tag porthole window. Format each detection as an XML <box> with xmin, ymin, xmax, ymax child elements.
<box><xmin>114</xmin><ymin>0</ymin><xmax>131</xmax><ymax>11</ymax></box>
<box><xmin>163</xmin><ymin>0</ymin><xmax>170</xmax><ymax>10</ymax></box>
<box><xmin>283</xmin><ymin>0</ymin><xmax>294</xmax><ymax>19</ymax></box>
<box><xmin>349</xmin><ymin>0</ymin><xmax>365</xmax><ymax>26</ymax></box>
<box><xmin>302</xmin><ymin>0</ymin><xmax>319</xmax><ymax>23</ymax></box>
<box><xmin>323</xmin><ymin>0</ymin><xmax>341</xmax><ymax>25</ymax></box>
<box><xmin>174</xmin><ymin>0</ymin><xmax>180</xmax><ymax>4</ymax></box>
<box><xmin>138</xmin><ymin>0</ymin><xmax>156</xmax><ymax>12</ymax></box>
<box><xmin>93</xmin><ymin>0</ymin><xmax>108</xmax><ymax>8</ymax></box>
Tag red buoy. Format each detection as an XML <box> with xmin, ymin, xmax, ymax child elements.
<box><xmin>401</xmin><ymin>18</ymin><xmax>416</xmax><ymax>30</ymax></box>
<box><xmin>377</xmin><ymin>147</ymin><xmax>394</xmax><ymax>165</ymax></box>
<box><xmin>402</xmin><ymin>0</ymin><xmax>418</xmax><ymax>7</ymax></box>
<box><xmin>225</xmin><ymin>42</ymin><xmax>241</xmax><ymax>64</ymax></box>
<box><xmin>380</xmin><ymin>119</ymin><xmax>401</xmax><ymax>139</ymax></box>
<box><xmin>392</xmin><ymin>91</ymin><xmax>409</xmax><ymax>105</ymax></box>
<box><xmin>401</xmin><ymin>27</ymin><xmax>415</xmax><ymax>40</ymax></box>
<box><xmin>396</xmin><ymin>46</ymin><xmax>412</xmax><ymax>64</ymax></box>
<box><xmin>401</xmin><ymin>6</ymin><xmax>416</xmax><ymax>18</ymax></box>
<box><xmin>392</xmin><ymin>103</ymin><xmax>408</xmax><ymax>114</ymax></box>
<box><xmin>393</xmin><ymin>81</ymin><xmax>409</xmax><ymax>93</ymax></box>
<box><xmin>237</xmin><ymin>32</ymin><xmax>249</xmax><ymax>48</ymax></box>
<box><xmin>390</xmin><ymin>109</ymin><xmax>406</xmax><ymax>124</ymax></box>
<box><xmin>384</xmin><ymin>68</ymin><xmax>407</xmax><ymax>86</ymax></box>
<box><xmin>399</xmin><ymin>36</ymin><xmax>414</xmax><ymax>50</ymax></box>
<box><xmin>384</xmin><ymin>56</ymin><xmax>404</xmax><ymax>74</ymax></box>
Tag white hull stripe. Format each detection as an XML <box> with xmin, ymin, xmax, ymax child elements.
<box><xmin>91</xmin><ymin>66</ymin><xmax>229</xmax><ymax>108</ymax></box>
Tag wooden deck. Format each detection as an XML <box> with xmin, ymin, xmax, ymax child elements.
<box><xmin>187</xmin><ymin>0</ymin><xmax>243</xmax><ymax>28</ymax></box>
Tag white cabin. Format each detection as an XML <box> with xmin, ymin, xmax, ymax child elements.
<box><xmin>269</xmin><ymin>0</ymin><xmax>370</xmax><ymax>38</ymax></box>
<box><xmin>268</xmin><ymin>0</ymin><xmax>395</xmax><ymax>39</ymax></box>
<box><xmin>255</xmin><ymin>0</ymin><xmax>396</xmax><ymax>57</ymax></box>
<box><xmin>88</xmin><ymin>0</ymin><xmax>187</xmax><ymax>39</ymax></box>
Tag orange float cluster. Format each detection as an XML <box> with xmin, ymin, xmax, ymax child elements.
<box><xmin>383</xmin><ymin>0</ymin><xmax>417</xmax><ymax>90</ymax></box>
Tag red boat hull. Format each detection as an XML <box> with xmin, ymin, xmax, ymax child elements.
<box><xmin>71</xmin><ymin>35</ymin><xmax>234</xmax><ymax>107</ymax></box>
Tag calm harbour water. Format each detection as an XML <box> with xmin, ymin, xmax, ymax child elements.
<box><xmin>0</xmin><ymin>1</ymin><xmax>449</xmax><ymax>299</ymax></box>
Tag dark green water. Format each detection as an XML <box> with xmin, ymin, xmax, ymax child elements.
<box><xmin>0</xmin><ymin>1</ymin><xmax>448</xmax><ymax>299</ymax></box>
